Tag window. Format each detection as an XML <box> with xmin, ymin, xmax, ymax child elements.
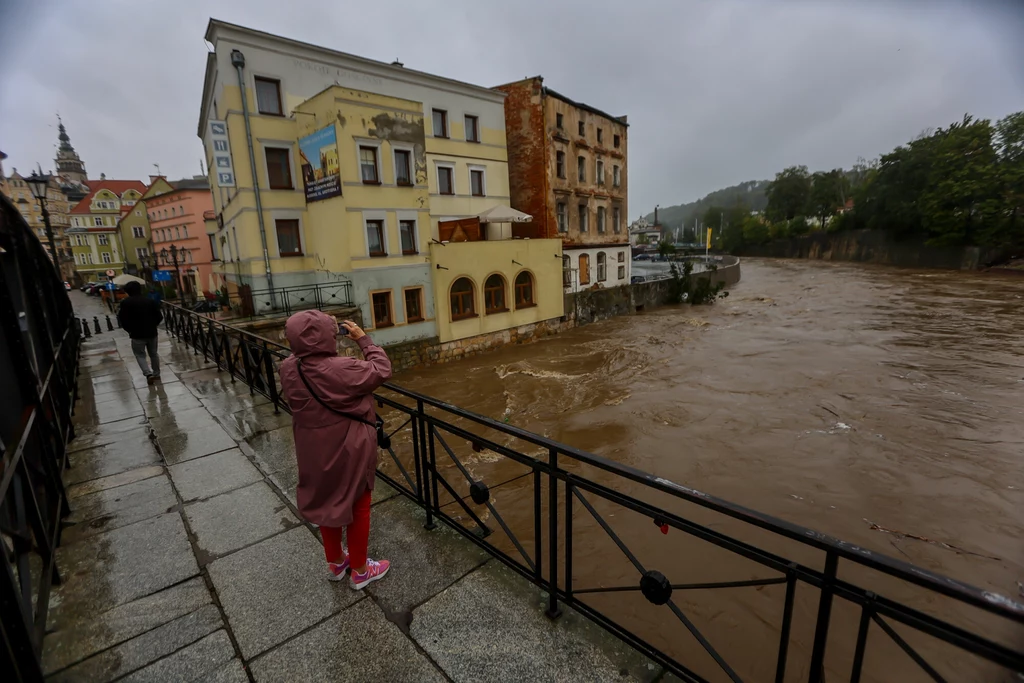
<box><xmin>614</xmin><ymin>207</ymin><xmax>622</xmax><ymax>234</ymax></box>
<box><xmin>578</xmin><ymin>121</ymin><xmax>585</xmax><ymax>136</ymax></box>
<box><xmin>579</xmin><ymin>254</ymin><xmax>591</xmax><ymax>284</ymax></box>
<box><xmin>400</xmin><ymin>219</ymin><xmax>417</xmax><ymax>254</ymax></box>
<box><xmin>437</xmin><ymin>165</ymin><xmax>454</xmax><ymax>195</ymax></box>
<box><xmin>404</xmin><ymin>288</ymin><xmax>424</xmax><ymax>323</ymax></box>
<box><xmin>265</xmin><ymin>147</ymin><xmax>293</xmax><ymax>189</ymax></box>
<box><xmin>178</xmin><ymin>205</ymin><xmax>183</xmax><ymax>215</ymax></box>
<box><xmin>465</xmin><ymin>115</ymin><xmax>479</xmax><ymax>142</ymax></box>
<box><xmin>359</xmin><ymin>146</ymin><xmax>380</xmax><ymax>184</ymax></box>
<box><xmin>183</xmin><ymin>226</ymin><xmax>188</xmax><ymax>238</ymax></box>
<box><xmin>135</xmin><ymin>210</ymin><xmax>141</xmax><ymax>216</ymax></box>
<box><xmin>597</xmin><ymin>160</ymin><xmax>604</xmax><ymax>185</ymax></box>
<box><xmin>366</xmin><ymin>220</ymin><xmax>386</xmax><ymax>257</ymax></box>
<box><xmin>562</xmin><ymin>255</ymin><xmax>571</xmax><ymax>287</ymax></box>
<box><xmin>175</xmin><ymin>227</ymin><xmax>180</xmax><ymax>239</ymax></box>
<box><xmin>614</xmin><ymin>134</ymin><xmax>621</xmax><ymax>148</ymax></box>
<box><xmin>132</xmin><ymin>225</ymin><xmax>145</xmax><ymax>238</ymax></box>
<box><xmin>371</xmin><ymin>291</ymin><xmax>393</xmax><ymax>328</ymax></box>
<box><xmin>556</xmin><ymin>113</ymin><xmax>563</xmax><ymax>129</ymax></box>
<box><xmin>255</xmin><ymin>77</ymin><xmax>283</xmax><ymax>116</ymax></box>
<box><xmin>597</xmin><ymin>252</ymin><xmax>607</xmax><ymax>281</ymax></box>
<box><xmin>470</xmin><ymin>168</ymin><xmax>485</xmax><ymax>197</ymax></box>
<box><xmin>514</xmin><ymin>271</ymin><xmax>534</xmax><ymax>308</ymax></box>
<box><xmin>98</xmin><ymin>234</ymin><xmax>109</xmax><ymax>245</ymax></box>
<box><xmin>618</xmin><ymin>265</ymin><xmax>626</xmax><ymax>279</ymax></box>
<box><xmin>432</xmin><ymin>109</ymin><xmax>448</xmax><ymax>138</ymax></box>
<box><xmin>276</xmin><ymin>219</ymin><xmax>301</xmax><ymax>256</ymax></box>
<box><xmin>450</xmin><ymin>278</ymin><xmax>475</xmax><ymax>320</ymax></box>
<box><xmin>394</xmin><ymin>149</ymin><xmax>412</xmax><ymax>186</ymax></box>
<box><xmin>556</xmin><ymin>202</ymin><xmax>567</xmax><ymax>233</ymax></box>
<box><xmin>94</xmin><ymin>217</ymin><xmax>103</xmax><ymax>226</ymax></box>
<box><xmin>578</xmin><ymin>205</ymin><xmax>588</xmax><ymax>233</ymax></box>
<box><xmin>617</xmin><ymin>251</ymin><xmax>625</xmax><ymax>262</ymax></box>
<box><xmin>597</xmin><ymin>128</ymin><xmax>603</xmax><ymax>144</ymax></box>
<box><xmin>136</xmin><ymin>247</ymin><xmax>149</xmax><ymax>260</ymax></box>
<box><xmin>598</xmin><ymin>207</ymin><xmax>606</xmax><ymax>233</ymax></box>
<box><xmin>102</xmin><ymin>252</ymin><xmax>112</xmax><ymax>264</ymax></box>
<box><xmin>484</xmin><ymin>274</ymin><xmax>506</xmax><ymax>313</ymax></box>
<box><xmin>613</xmin><ymin>165</ymin><xmax>621</xmax><ymax>187</ymax></box>
<box><xmin>556</xmin><ymin>151</ymin><xmax>565</xmax><ymax>179</ymax></box>
<box><xmin>577</xmin><ymin>156</ymin><xmax>586</xmax><ymax>182</ymax></box>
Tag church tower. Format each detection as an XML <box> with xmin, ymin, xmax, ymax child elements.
<box><xmin>54</xmin><ymin>117</ymin><xmax>87</xmax><ymax>184</ymax></box>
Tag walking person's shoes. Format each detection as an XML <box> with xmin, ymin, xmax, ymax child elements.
<box><xmin>146</xmin><ymin>374</ymin><xmax>156</xmax><ymax>385</ymax></box>
<box><xmin>327</xmin><ymin>546</ymin><xmax>350</xmax><ymax>582</ymax></box>
<box><xmin>350</xmin><ymin>558</ymin><xmax>390</xmax><ymax>590</ymax></box>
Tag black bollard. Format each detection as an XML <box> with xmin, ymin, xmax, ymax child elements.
<box><xmin>106</xmin><ymin>315</ymin><xmax>114</xmax><ymax>331</ymax></box>
<box><xmin>93</xmin><ymin>316</ymin><xmax>102</xmax><ymax>334</ymax></box>
<box><xmin>82</xmin><ymin>318</ymin><xmax>91</xmax><ymax>337</ymax></box>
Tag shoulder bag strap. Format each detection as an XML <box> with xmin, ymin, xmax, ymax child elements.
<box><xmin>295</xmin><ymin>359</ymin><xmax>376</xmax><ymax>427</ymax></box>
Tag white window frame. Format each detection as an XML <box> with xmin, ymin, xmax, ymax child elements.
<box><xmin>597</xmin><ymin>159</ymin><xmax>605</xmax><ymax>186</ymax></box>
<box><xmin>435</xmin><ymin>161</ymin><xmax>456</xmax><ymax>196</ymax></box>
<box><xmin>468</xmin><ymin>165</ymin><xmax>487</xmax><ymax>197</ymax></box>
<box><xmin>362</xmin><ymin>210</ymin><xmax>388</xmax><ymax>258</ymax></box>
<box><xmin>613</xmin><ymin>165</ymin><xmax>621</xmax><ymax>187</ymax></box>
<box><xmin>391</xmin><ymin>143</ymin><xmax>415</xmax><ymax>186</ymax></box>
<box><xmin>252</xmin><ymin>73</ymin><xmax>285</xmax><ymax>116</ymax></box>
<box><xmin>614</xmin><ymin>206</ymin><xmax>622</xmax><ymax>234</ymax></box>
<box><xmin>260</xmin><ymin>140</ymin><xmax>297</xmax><ymax>191</ymax></box>
<box><xmin>98</xmin><ymin>234</ymin><xmax>109</xmax><ymax>245</ymax></box>
<box><xmin>598</xmin><ymin>206</ymin><xmax>606</xmax><ymax>234</ymax></box>
<box><xmin>396</xmin><ymin>210</ymin><xmax>419</xmax><ymax>255</ymax></box>
<box><xmin>132</xmin><ymin>225</ymin><xmax>145</xmax><ymax>238</ymax></box>
<box><xmin>556</xmin><ymin>202</ymin><xmax>567</xmax><ymax>233</ymax></box>
<box><xmin>94</xmin><ymin>216</ymin><xmax>103</xmax><ymax>226</ymax></box>
<box><xmin>354</xmin><ymin>138</ymin><xmax>383</xmax><ymax>185</ymax></box>
<box><xmin>136</xmin><ymin>247</ymin><xmax>149</xmax><ymax>260</ymax></box>
<box><xmin>597</xmin><ymin>252</ymin><xmax>607</xmax><ymax>281</ymax></box>
<box><xmin>102</xmin><ymin>252</ymin><xmax>112</xmax><ymax>264</ymax></box>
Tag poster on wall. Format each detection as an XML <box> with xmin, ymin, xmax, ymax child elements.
<box><xmin>298</xmin><ymin>125</ymin><xmax>341</xmax><ymax>202</ymax></box>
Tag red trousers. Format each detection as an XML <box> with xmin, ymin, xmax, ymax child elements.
<box><xmin>320</xmin><ymin>489</ymin><xmax>372</xmax><ymax>569</ymax></box>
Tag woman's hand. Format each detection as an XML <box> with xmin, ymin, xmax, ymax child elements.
<box><xmin>340</xmin><ymin>320</ymin><xmax>366</xmax><ymax>340</ymax></box>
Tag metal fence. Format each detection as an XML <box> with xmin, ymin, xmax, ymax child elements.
<box><xmin>162</xmin><ymin>301</ymin><xmax>1024</xmax><ymax>682</ymax></box>
<box><xmin>1</xmin><ymin>195</ymin><xmax>80</xmax><ymax>681</ymax></box>
<box><xmin>210</xmin><ymin>281</ymin><xmax>354</xmax><ymax>321</ymax></box>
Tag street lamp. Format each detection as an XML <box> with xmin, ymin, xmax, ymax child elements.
<box><xmin>160</xmin><ymin>245</ymin><xmax>182</xmax><ymax>299</ymax></box>
<box><xmin>26</xmin><ymin>169</ymin><xmax>61</xmax><ymax>279</ymax></box>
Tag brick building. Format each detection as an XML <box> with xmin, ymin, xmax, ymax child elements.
<box><xmin>496</xmin><ymin>77</ymin><xmax>629</xmax><ymax>292</ymax></box>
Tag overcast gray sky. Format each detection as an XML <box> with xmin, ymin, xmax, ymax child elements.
<box><xmin>1</xmin><ymin>0</ymin><xmax>1021</xmax><ymax>215</ymax></box>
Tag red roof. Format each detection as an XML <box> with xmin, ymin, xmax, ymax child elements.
<box><xmin>70</xmin><ymin>179</ymin><xmax>147</xmax><ymax>214</ymax></box>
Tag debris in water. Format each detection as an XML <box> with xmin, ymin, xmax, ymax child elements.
<box><xmin>864</xmin><ymin>519</ymin><xmax>1001</xmax><ymax>560</ymax></box>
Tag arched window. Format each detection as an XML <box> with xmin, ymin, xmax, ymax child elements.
<box><xmin>578</xmin><ymin>253</ymin><xmax>591</xmax><ymax>285</ymax></box>
<box><xmin>562</xmin><ymin>255</ymin><xmax>571</xmax><ymax>287</ymax></box>
<box><xmin>514</xmin><ymin>271</ymin><xmax>535</xmax><ymax>308</ymax></box>
<box><xmin>450</xmin><ymin>278</ymin><xmax>475</xmax><ymax>320</ymax></box>
<box><xmin>484</xmin><ymin>274</ymin><xmax>506</xmax><ymax>314</ymax></box>
<box><xmin>597</xmin><ymin>252</ymin><xmax>607</xmax><ymax>282</ymax></box>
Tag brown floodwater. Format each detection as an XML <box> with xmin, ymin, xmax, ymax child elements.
<box><xmin>383</xmin><ymin>258</ymin><xmax>1024</xmax><ymax>681</ymax></box>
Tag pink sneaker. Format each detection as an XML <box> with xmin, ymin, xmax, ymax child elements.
<box><xmin>327</xmin><ymin>546</ymin><xmax>349</xmax><ymax>582</ymax></box>
<box><xmin>350</xmin><ymin>558</ymin><xmax>390</xmax><ymax>590</ymax></box>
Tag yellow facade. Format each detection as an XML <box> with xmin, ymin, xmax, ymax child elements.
<box><xmin>429</xmin><ymin>239</ymin><xmax>564</xmax><ymax>343</ymax></box>
<box><xmin>118</xmin><ymin>203</ymin><xmax>151</xmax><ymax>273</ymax></box>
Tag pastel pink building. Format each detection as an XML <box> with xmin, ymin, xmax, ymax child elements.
<box><xmin>146</xmin><ymin>177</ymin><xmax>216</xmax><ymax>296</ymax></box>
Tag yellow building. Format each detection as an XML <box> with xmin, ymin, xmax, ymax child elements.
<box><xmin>3</xmin><ymin>170</ymin><xmax>76</xmax><ymax>281</ymax></box>
<box><xmin>198</xmin><ymin>20</ymin><xmax>563</xmax><ymax>346</ymax></box>
<box><xmin>117</xmin><ymin>198</ymin><xmax>152</xmax><ymax>275</ymax></box>
<box><xmin>68</xmin><ymin>180</ymin><xmax>146</xmax><ymax>282</ymax></box>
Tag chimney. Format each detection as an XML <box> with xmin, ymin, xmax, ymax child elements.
<box><xmin>391</xmin><ymin>59</ymin><xmax>404</xmax><ymax>67</ymax></box>
<box><xmin>149</xmin><ymin>175</ymin><xmax>161</xmax><ymax>184</ymax></box>
<box><xmin>100</xmin><ymin>172</ymin><xmax>106</xmax><ymax>180</ymax></box>
<box><xmin>654</xmin><ymin>206</ymin><xmax>658</xmax><ymax>227</ymax></box>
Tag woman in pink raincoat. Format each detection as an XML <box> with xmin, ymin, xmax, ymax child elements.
<box><xmin>279</xmin><ymin>310</ymin><xmax>392</xmax><ymax>589</ymax></box>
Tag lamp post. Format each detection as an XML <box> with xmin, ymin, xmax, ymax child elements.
<box><xmin>26</xmin><ymin>169</ymin><xmax>61</xmax><ymax>279</ymax></box>
<box><xmin>161</xmin><ymin>245</ymin><xmax>182</xmax><ymax>300</ymax></box>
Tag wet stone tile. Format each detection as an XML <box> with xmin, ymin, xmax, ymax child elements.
<box><xmin>67</xmin><ymin>465</ymin><xmax>165</xmax><ymax>501</ymax></box>
<box><xmin>95</xmin><ymin>402</ymin><xmax>145</xmax><ymax>425</ymax></box>
<box><xmin>250</xmin><ymin>599</ymin><xmax>444</xmax><ymax>683</ymax></box>
<box><xmin>361</xmin><ymin>496</ymin><xmax>489</xmax><ymax>615</ymax></box>
<box><xmin>169</xmin><ymin>448</ymin><xmax>262</xmax><ymax>502</ymax></box>
<box><xmin>184</xmin><ymin>481</ymin><xmax>298</xmax><ymax>559</ymax></box>
<box><xmin>244</xmin><ymin>426</ymin><xmax>295</xmax><ymax>476</ymax></box>
<box><xmin>217</xmin><ymin>401</ymin><xmax>291</xmax><ymax>441</ymax></box>
<box><xmin>149</xmin><ymin>406</ymin><xmax>219</xmax><ymax>438</ymax></box>
<box><xmin>65</xmin><ymin>434</ymin><xmax>161</xmax><ymax>486</ymax></box>
<box><xmin>67</xmin><ymin>422</ymin><xmax>151</xmax><ymax>454</ymax></box>
<box><xmin>63</xmin><ymin>474</ymin><xmax>178</xmax><ymax>543</ymax></box>
<box><xmin>158</xmin><ymin>422</ymin><xmax>238</xmax><ymax>465</ymax></box>
<box><xmin>204</xmin><ymin>660</ymin><xmax>250</xmax><ymax>683</ymax></box>
<box><xmin>49</xmin><ymin>513</ymin><xmax>198</xmax><ymax>625</ymax></box>
<box><xmin>268</xmin><ymin>462</ymin><xmax>299</xmax><ymax>508</ymax></box>
<box><xmin>207</xmin><ymin>526</ymin><xmax>360</xmax><ymax>659</ymax></box>
<box><xmin>120</xmin><ymin>629</ymin><xmax>235</xmax><ymax>683</ymax></box>
<box><xmin>47</xmin><ymin>605</ymin><xmax>223</xmax><ymax>683</ymax></box>
<box><xmin>43</xmin><ymin>577</ymin><xmax>211</xmax><ymax>675</ymax></box>
<box><xmin>142</xmin><ymin>392</ymin><xmax>204</xmax><ymax>419</ymax></box>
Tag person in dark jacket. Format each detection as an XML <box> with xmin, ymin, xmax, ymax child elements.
<box><xmin>117</xmin><ymin>281</ymin><xmax>163</xmax><ymax>384</ymax></box>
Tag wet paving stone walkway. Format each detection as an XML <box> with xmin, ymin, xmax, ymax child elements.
<box><xmin>47</xmin><ymin>293</ymin><xmax>665</xmax><ymax>682</ymax></box>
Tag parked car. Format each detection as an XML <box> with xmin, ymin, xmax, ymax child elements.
<box><xmin>634</xmin><ymin>254</ymin><xmax>651</xmax><ymax>261</ymax></box>
<box><xmin>192</xmin><ymin>299</ymin><xmax>219</xmax><ymax>313</ymax></box>
<box><xmin>631</xmin><ymin>276</ymin><xmax>646</xmax><ymax>284</ymax></box>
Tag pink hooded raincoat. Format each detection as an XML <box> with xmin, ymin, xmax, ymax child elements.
<box><xmin>279</xmin><ymin>310</ymin><xmax>392</xmax><ymax>527</ymax></box>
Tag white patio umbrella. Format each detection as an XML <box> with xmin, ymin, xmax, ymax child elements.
<box><xmin>476</xmin><ymin>205</ymin><xmax>532</xmax><ymax>223</ymax></box>
<box><xmin>111</xmin><ymin>274</ymin><xmax>146</xmax><ymax>286</ymax></box>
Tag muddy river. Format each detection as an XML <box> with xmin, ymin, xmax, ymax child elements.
<box><xmin>387</xmin><ymin>258</ymin><xmax>1024</xmax><ymax>681</ymax></box>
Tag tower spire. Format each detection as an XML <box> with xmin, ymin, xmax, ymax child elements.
<box><xmin>54</xmin><ymin>116</ymin><xmax>87</xmax><ymax>183</ymax></box>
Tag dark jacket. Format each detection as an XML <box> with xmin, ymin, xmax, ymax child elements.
<box><xmin>117</xmin><ymin>295</ymin><xmax>163</xmax><ymax>340</ymax></box>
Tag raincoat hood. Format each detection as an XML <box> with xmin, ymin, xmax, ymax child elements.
<box><xmin>285</xmin><ymin>310</ymin><xmax>337</xmax><ymax>358</ymax></box>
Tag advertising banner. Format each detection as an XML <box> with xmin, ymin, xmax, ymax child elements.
<box><xmin>298</xmin><ymin>125</ymin><xmax>341</xmax><ymax>202</ymax></box>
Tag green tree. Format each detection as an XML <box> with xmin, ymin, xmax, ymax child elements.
<box><xmin>996</xmin><ymin>112</ymin><xmax>1024</xmax><ymax>244</ymax></box>
<box><xmin>742</xmin><ymin>215</ymin><xmax>770</xmax><ymax>245</ymax></box>
<box><xmin>702</xmin><ymin>206</ymin><xmax>725</xmax><ymax>235</ymax></box>
<box><xmin>765</xmin><ymin>166</ymin><xmax>812</xmax><ymax>222</ymax></box>
<box><xmin>808</xmin><ymin>169</ymin><xmax>848</xmax><ymax>231</ymax></box>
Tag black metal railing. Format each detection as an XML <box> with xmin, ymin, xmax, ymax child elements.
<box><xmin>202</xmin><ymin>281</ymin><xmax>354</xmax><ymax>321</ymax></box>
<box><xmin>1</xmin><ymin>194</ymin><xmax>80</xmax><ymax>681</ymax></box>
<box><xmin>162</xmin><ymin>302</ymin><xmax>1024</xmax><ymax>682</ymax></box>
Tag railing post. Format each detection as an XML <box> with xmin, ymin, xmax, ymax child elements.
<box><xmin>239</xmin><ymin>337</ymin><xmax>255</xmax><ymax>395</ymax></box>
<box><xmin>411</xmin><ymin>399</ymin><xmax>425</xmax><ymax>504</ymax></box>
<box><xmin>546</xmin><ymin>448</ymin><xmax>561</xmax><ymax>619</ymax></box>
<box><xmin>533</xmin><ymin>469</ymin><xmax>542</xmax><ymax>584</ymax></box>
<box><xmin>774</xmin><ymin>564</ymin><xmax>798</xmax><ymax>683</ymax></box>
<box><xmin>426</xmin><ymin>422</ymin><xmax>439</xmax><ymax>530</ymax></box>
<box><xmin>564</xmin><ymin>478</ymin><xmax>573</xmax><ymax>606</ymax></box>
<box><xmin>261</xmin><ymin>341</ymin><xmax>281</xmax><ymax>414</ymax></box>
<box><xmin>808</xmin><ymin>552</ymin><xmax>838</xmax><ymax>683</ymax></box>
<box><xmin>849</xmin><ymin>593</ymin><xmax>874</xmax><ymax>683</ymax></box>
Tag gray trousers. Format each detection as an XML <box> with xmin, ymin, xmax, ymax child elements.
<box><xmin>131</xmin><ymin>337</ymin><xmax>160</xmax><ymax>377</ymax></box>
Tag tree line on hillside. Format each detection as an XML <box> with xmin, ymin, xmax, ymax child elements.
<box><xmin>644</xmin><ymin>180</ymin><xmax>770</xmax><ymax>239</ymax></box>
<box><xmin>706</xmin><ymin>110</ymin><xmax>1023</xmax><ymax>253</ymax></box>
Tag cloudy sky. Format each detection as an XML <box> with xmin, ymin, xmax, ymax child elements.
<box><xmin>1</xmin><ymin>0</ymin><xmax>1021</xmax><ymax>215</ymax></box>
